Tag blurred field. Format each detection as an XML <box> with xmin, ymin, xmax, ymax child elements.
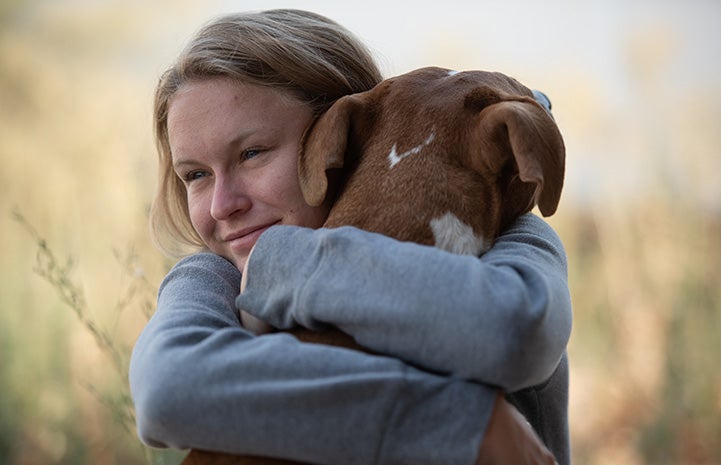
<box><xmin>1</xmin><ymin>1</ymin><xmax>720</xmax><ymax>464</ymax></box>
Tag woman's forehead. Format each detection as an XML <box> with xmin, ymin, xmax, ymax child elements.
<box><xmin>167</xmin><ymin>78</ymin><xmax>312</xmax><ymax>159</ymax></box>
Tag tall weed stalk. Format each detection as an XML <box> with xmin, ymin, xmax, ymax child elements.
<box><xmin>12</xmin><ymin>209</ymin><xmax>178</xmax><ymax>465</ymax></box>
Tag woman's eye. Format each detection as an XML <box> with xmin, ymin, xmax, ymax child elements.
<box><xmin>184</xmin><ymin>170</ymin><xmax>208</xmax><ymax>182</ymax></box>
<box><xmin>242</xmin><ymin>148</ymin><xmax>262</xmax><ymax>160</ymax></box>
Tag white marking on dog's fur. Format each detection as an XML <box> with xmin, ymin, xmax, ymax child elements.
<box><xmin>430</xmin><ymin>212</ymin><xmax>490</xmax><ymax>256</ymax></box>
<box><xmin>388</xmin><ymin>131</ymin><xmax>436</xmax><ymax>168</ymax></box>
<box><xmin>447</xmin><ymin>70</ymin><xmax>460</xmax><ymax>76</ymax></box>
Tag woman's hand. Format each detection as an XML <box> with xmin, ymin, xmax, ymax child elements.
<box><xmin>239</xmin><ymin>244</ymin><xmax>274</xmax><ymax>334</ymax></box>
<box><xmin>476</xmin><ymin>393</ymin><xmax>558</xmax><ymax>465</ymax></box>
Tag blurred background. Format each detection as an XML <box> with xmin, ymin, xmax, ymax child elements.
<box><xmin>1</xmin><ymin>0</ymin><xmax>719</xmax><ymax>464</ymax></box>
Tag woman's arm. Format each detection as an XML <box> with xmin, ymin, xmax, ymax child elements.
<box><xmin>129</xmin><ymin>253</ymin><xmax>496</xmax><ymax>465</ymax></box>
<box><xmin>238</xmin><ymin>214</ymin><xmax>572</xmax><ymax>392</ymax></box>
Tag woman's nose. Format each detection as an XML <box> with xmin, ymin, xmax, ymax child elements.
<box><xmin>210</xmin><ymin>176</ymin><xmax>251</xmax><ymax>220</ymax></box>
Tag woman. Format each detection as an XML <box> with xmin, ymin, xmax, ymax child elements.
<box><xmin>129</xmin><ymin>9</ymin><xmax>572</xmax><ymax>465</ymax></box>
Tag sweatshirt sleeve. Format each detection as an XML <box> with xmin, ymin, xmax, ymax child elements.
<box><xmin>129</xmin><ymin>253</ymin><xmax>495</xmax><ymax>465</ymax></box>
<box><xmin>237</xmin><ymin>213</ymin><xmax>572</xmax><ymax>392</ymax></box>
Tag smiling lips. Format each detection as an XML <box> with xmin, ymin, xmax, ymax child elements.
<box><xmin>223</xmin><ymin>222</ymin><xmax>278</xmax><ymax>251</ymax></box>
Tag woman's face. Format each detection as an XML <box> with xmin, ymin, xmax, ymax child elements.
<box><xmin>167</xmin><ymin>77</ymin><xmax>330</xmax><ymax>269</ymax></box>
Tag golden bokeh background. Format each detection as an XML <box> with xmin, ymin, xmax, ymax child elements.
<box><xmin>1</xmin><ymin>1</ymin><xmax>719</xmax><ymax>464</ymax></box>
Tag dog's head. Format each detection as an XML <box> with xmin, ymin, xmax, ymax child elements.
<box><xmin>299</xmin><ymin>66</ymin><xmax>565</xmax><ymax>250</ymax></box>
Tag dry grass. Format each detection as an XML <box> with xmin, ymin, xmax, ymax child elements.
<box><xmin>554</xmin><ymin>198</ymin><xmax>721</xmax><ymax>465</ymax></box>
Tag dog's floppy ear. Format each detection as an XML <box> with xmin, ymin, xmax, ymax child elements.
<box><xmin>475</xmin><ymin>98</ymin><xmax>565</xmax><ymax>217</ymax></box>
<box><xmin>299</xmin><ymin>94</ymin><xmax>365</xmax><ymax>207</ymax></box>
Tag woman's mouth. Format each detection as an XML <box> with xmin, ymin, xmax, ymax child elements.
<box><xmin>224</xmin><ymin>222</ymin><xmax>279</xmax><ymax>254</ymax></box>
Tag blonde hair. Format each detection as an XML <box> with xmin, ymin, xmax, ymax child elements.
<box><xmin>150</xmin><ymin>9</ymin><xmax>383</xmax><ymax>257</ymax></box>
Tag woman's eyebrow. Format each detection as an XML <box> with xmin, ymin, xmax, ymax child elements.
<box><xmin>172</xmin><ymin>158</ymin><xmax>196</xmax><ymax>169</ymax></box>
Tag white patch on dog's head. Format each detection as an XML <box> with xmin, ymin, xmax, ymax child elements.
<box><xmin>387</xmin><ymin>131</ymin><xmax>436</xmax><ymax>169</ymax></box>
<box><xmin>429</xmin><ymin>212</ymin><xmax>490</xmax><ymax>256</ymax></box>
<box><xmin>447</xmin><ymin>70</ymin><xmax>460</xmax><ymax>76</ymax></box>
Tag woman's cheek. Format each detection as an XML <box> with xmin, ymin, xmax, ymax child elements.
<box><xmin>188</xmin><ymin>195</ymin><xmax>212</xmax><ymax>245</ymax></box>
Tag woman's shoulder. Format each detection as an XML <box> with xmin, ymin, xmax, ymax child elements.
<box><xmin>160</xmin><ymin>252</ymin><xmax>241</xmax><ymax>294</ymax></box>
<box><xmin>501</xmin><ymin>213</ymin><xmax>564</xmax><ymax>248</ymax></box>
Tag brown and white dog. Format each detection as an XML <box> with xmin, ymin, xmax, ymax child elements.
<box><xmin>182</xmin><ymin>66</ymin><xmax>566</xmax><ymax>465</ymax></box>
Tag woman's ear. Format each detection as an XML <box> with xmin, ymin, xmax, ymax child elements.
<box><xmin>299</xmin><ymin>94</ymin><xmax>365</xmax><ymax>207</ymax></box>
<box><xmin>475</xmin><ymin>98</ymin><xmax>566</xmax><ymax>218</ymax></box>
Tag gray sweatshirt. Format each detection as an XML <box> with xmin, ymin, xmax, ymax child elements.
<box><xmin>129</xmin><ymin>213</ymin><xmax>572</xmax><ymax>465</ymax></box>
